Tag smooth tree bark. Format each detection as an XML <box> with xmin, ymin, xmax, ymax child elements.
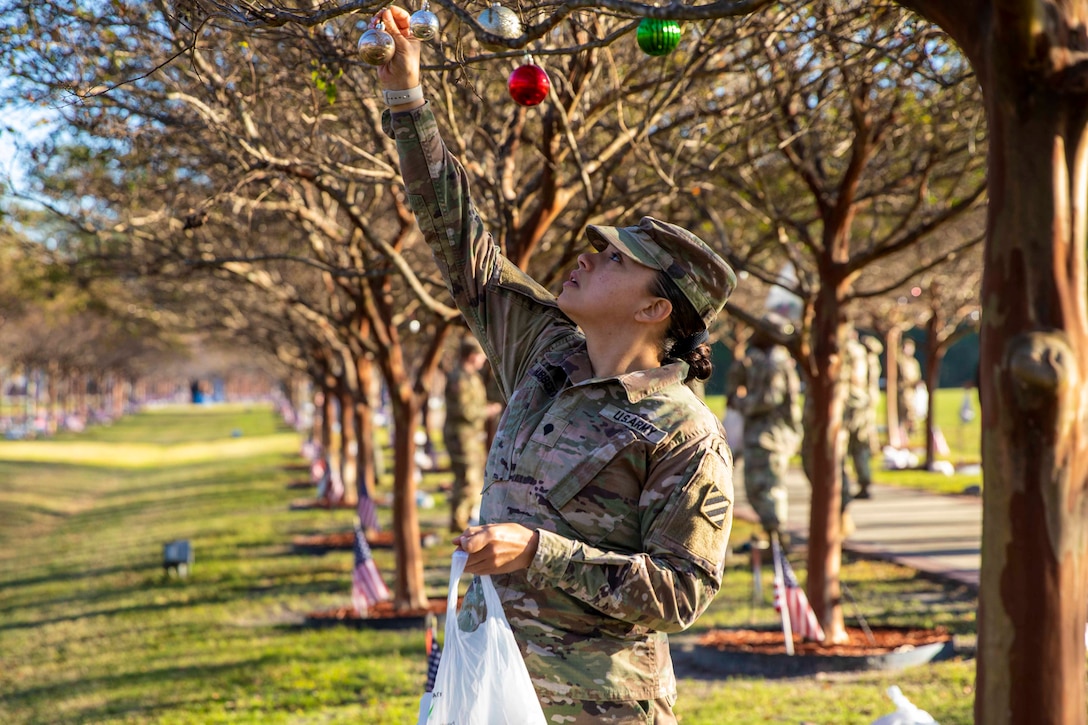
<box><xmin>336</xmin><ymin>369</ymin><xmax>358</xmax><ymax>507</ymax></box>
<box><xmin>899</xmin><ymin>2</ymin><xmax>1088</xmax><ymax>722</ymax></box>
<box><xmin>802</xmin><ymin>283</ymin><xmax>849</xmax><ymax>639</ymax></box>
<box><xmin>320</xmin><ymin>369</ymin><xmax>336</xmax><ymax>464</ymax></box>
<box><xmin>353</xmin><ymin>352</ymin><xmax>378</xmax><ymax>518</ymax></box>
<box><xmin>881</xmin><ymin>324</ymin><xmax>904</xmax><ymax>448</ymax></box>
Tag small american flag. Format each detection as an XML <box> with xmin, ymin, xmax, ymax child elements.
<box><xmin>424</xmin><ymin>614</ymin><xmax>442</xmax><ymax>692</ymax></box>
<box><xmin>772</xmin><ymin>537</ymin><xmax>825</xmax><ymax>642</ymax></box>
<box><xmin>351</xmin><ymin>524</ymin><xmax>390</xmax><ymax>615</ymax></box>
<box><xmin>310</xmin><ymin>457</ymin><xmax>326</xmax><ymax>486</ymax></box>
<box><xmin>315</xmin><ymin>457</ymin><xmax>332</xmax><ymax>498</ymax></box>
<box><xmin>357</xmin><ymin>483</ymin><xmax>380</xmax><ymax>533</ymax></box>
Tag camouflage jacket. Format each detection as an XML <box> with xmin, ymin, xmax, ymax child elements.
<box><xmin>842</xmin><ymin>338</ymin><xmax>878</xmax><ymax>430</ymax></box>
<box><xmin>387</xmin><ymin>104</ymin><xmax>734</xmax><ymax>702</ymax></box>
<box><xmin>729</xmin><ymin>345</ymin><xmax>802</xmax><ymax>453</ymax></box>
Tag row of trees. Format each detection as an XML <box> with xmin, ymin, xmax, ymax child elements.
<box><xmin>2</xmin><ymin>0</ymin><xmax>1082</xmax><ymax>721</ymax></box>
<box><xmin>0</xmin><ymin>215</ymin><xmax>282</xmax><ymax>432</ymax></box>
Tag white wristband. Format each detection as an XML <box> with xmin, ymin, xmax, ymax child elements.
<box><xmin>382</xmin><ymin>85</ymin><xmax>423</xmax><ymax>106</ymax></box>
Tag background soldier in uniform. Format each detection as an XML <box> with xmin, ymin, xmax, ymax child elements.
<box><xmin>897</xmin><ymin>337</ymin><xmax>923</xmax><ymax>443</ymax></box>
<box><xmin>444</xmin><ymin>336</ymin><xmax>500</xmax><ymax>533</ymax></box>
<box><xmin>842</xmin><ymin>329</ymin><xmax>883</xmax><ymax>500</ymax></box>
<box><xmin>727</xmin><ymin>314</ymin><xmax>802</xmax><ymax>543</ymax></box>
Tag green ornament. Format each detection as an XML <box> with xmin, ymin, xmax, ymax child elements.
<box><xmin>636</xmin><ymin>18</ymin><xmax>682</xmax><ymax>56</ymax></box>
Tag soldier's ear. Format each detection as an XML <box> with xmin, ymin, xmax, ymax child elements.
<box><xmin>636</xmin><ymin>297</ymin><xmax>672</xmax><ymax>325</ymax></box>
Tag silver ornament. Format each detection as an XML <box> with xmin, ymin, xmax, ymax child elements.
<box><xmin>476</xmin><ymin>3</ymin><xmax>521</xmax><ymax>51</ymax></box>
<box><xmin>409</xmin><ymin>2</ymin><xmax>440</xmax><ymax>41</ymax></box>
<box><xmin>358</xmin><ymin>21</ymin><xmax>395</xmax><ymax>66</ymax></box>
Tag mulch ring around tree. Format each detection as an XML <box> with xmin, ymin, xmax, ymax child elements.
<box><xmin>675</xmin><ymin>626</ymin><xmax>954</xmax><ymax>678</ymax></box>
<box><xmin>303</xmin><ymin>599</ymin><xmax>453</xmax><ymax>630</ymax></box>
<box><xmin>291</xmin><ymin>529</ymin><xmax>443</xmax><ymax>554</ymax></box>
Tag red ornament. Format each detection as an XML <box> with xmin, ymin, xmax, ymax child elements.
<box><xmin>508</xmin><ymin>64</ymin><xmax>550</xmax><ymax>106</ymax></box>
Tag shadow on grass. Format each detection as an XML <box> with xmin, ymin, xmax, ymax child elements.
<box><xmin>9</xmin><ymin>655</ymin><xmax>285</xmax><ymax>712</ymax></box>
<box><xmin>0</xmin><ymin>502</ymin><xmax>68</xmax><ymax>525</ymax></box>
<box><xmin>100</xmin><ymin>469</ymin><xmax>289</xmax><ymax>499</ymax></box>
<box><xmin>10</xmin><ymin>626</ymin><xmax>421</xmax><ymax>721</ymax></box>
<box><xmin>0</xmin><ymin>570</ymin><xmax>350</xmax><ymax>631</ymax></box>
<box><xmin>0</xmin><ymin>561</ymin><xmax>164</xmax><ymax>592</ymax></box>
<box><xmin>64</xmin><ymin>487</ymin><xmax>292</xmax><ymax>529</ymax></box>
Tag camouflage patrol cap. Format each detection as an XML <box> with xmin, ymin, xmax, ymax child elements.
<box><xmin>586</xmin><ymin>216</ymin><xmax>737</xmax><ymax>329</ymax></box>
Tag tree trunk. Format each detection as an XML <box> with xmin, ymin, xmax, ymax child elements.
<box><xmin>973</xmin><ymin>26</ymin><xmax>1088</xmax><ymax>725</ymax></box>
<box><xmin>111</xmin><ymin>375</ymin><xmax>125</xmax><ymax>419</ymax></box>
<box><xmin>93</xmin><ymin>374</ymin><xmax>105</xmax><ymax>419</ymax></box>
<box><xmin>354</xmin><ymin>355</ymin><xmax>378</xmax><ymax>519</ymax></box>
<box><xmin>290</xmin><ymin>373</ymin><xmax>307</xmax><ymax>428</ymax></box>
<box><xmin>320</xmin><ymin>374</ymin><xmax>335</xmax><ymax>458</ymax></box>
<box><xmin>337</xmin><ymin>377</ymin><xmax>358</xmax><ymax>507</ymax></box>
<box><xmin>804</xmin><ymin>288</ymin><xmax>848</xmax><ymax>643</ymax></box>
<box><xmin>72</xmin><ymin>371</ymin><xmax>83</xmax><ymax>420</ymax></box>
<box><xmin>922</xmin><ymin>312</ymin><xmax>946</xmax><ymax>469</ymax></box>
<box><xmin>23</xmin><ymin>368</ymin><xmax>32</xmax><ymax>428</ymax></box>
<box><xmin>921</xmin><ymin>346</ymin><xmax>946</xmax><ymax>469</ymax></box>
<box><xmin>884</xmin><ymin>326</ymin><xmax>902</xmax><ymax>448</ymax></box>
<box><xmin>309</xmin><ymin>375</ymin><xmax>322</xmax><ymax>445</ymax></box>
<box><xmin>46</xmin><ymin>362</ymin><xmax>59</xmax><ymax>435</ymax></box>
<box><xmin>388</xmin><ymin>385</ymin><xmax>427</xmax><ymax>610</ymax></box>
<box><xmin>890</xmin><ymin>4</ymin><xmax>1088</xmax><ymax>718</ymax></box>
<box><xmin>132</xmin><ymin>377</ymin><xmax>144</xmax><ymax>410</ymax></box>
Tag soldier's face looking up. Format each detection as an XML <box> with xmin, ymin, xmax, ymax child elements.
<box><xmin>557</xmin><ymin>244</ymin><xmax>661</xmax><ymax>330</ymax></box>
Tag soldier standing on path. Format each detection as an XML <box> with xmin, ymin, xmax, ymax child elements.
<box><xmin>842</xmin><ymin>329</ymin><xmax>883</xmax><ymax>501</ymax></box>
<box><xmin>444</xmin><ymin>336</ymin><xmax>501</xmax><ymax>533</ymax></box>
<box><xmin>897</xmin><ymin>337</ymin><xmax>923</xmax><ymax>443</ymax></box>
<box><xmin>727</xmin><ymin>314</ymin><xmax>802</xmax><ymax>543</ymax></box>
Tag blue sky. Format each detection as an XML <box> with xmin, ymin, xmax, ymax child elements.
<box><xmin>1</xmin><ymin>98</ymin><xmax>56</xmax><ymax>194</ymax></box>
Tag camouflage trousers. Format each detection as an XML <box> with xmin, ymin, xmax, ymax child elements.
<box><xmin>743</xmin><ymin>446</ymin><xmax>790</xmax><ymax>533</ymax></box>
<box><xmin>538</xmin><ymin>692</ymin><xmax>677</xmax><ymax>724</ymax></box>
<box><xmin>844</xmin><ymin>424</ymin><xmax>872</xmax><ymax>490</ymax></box>
<box><xmin>446</xmin><ymin>435</ymin><xmax>485</xmax><ymax>531</ymax></box>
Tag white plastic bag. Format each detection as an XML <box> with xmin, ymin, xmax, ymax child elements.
<box><xmin>417</xmin><ymin>693</ymin><xmax>433</xmax><ymax>725</ymax></box>
<box><xmin>870</xmin><ymin>685</ymin><xmax>938</xmax><ymax>725</ymax></box>
<box><xmin>425</xmin><ymin>550</ymin><xmax>546</xmax><ymax>725</ymax></box>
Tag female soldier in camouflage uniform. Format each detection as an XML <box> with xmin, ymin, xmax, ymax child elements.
<box><xmin>377</xmin><ymin>9</ymin><xmax>736</xmax><ymax>721</ymax></box>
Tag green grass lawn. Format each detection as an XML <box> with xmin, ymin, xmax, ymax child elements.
<box><xmin>0</xmin><ymin>404</ymin><xmax>977</xmax><ymax>724</ymax></box>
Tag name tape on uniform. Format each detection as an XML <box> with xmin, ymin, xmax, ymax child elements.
<box><xmin>600</xmin><ymin>405</ymin><xmax>666</xmax><ymax>444</ymax></box>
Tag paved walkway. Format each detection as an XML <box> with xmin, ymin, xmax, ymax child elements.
<box><xmin>732</xmin><ymin>463</ymin><xmax>982</xmax><ymax>590</ymax></box>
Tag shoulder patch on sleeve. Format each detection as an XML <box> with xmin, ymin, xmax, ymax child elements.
<box><xmin>655</xmin><ymin>449</ymin><xmax>734</xmax><ymax>579</ymax></box>
<box><xmin>700</xmin><ymin>485</ymin><xmax>730</xmax><ymax>530</ymax></box>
